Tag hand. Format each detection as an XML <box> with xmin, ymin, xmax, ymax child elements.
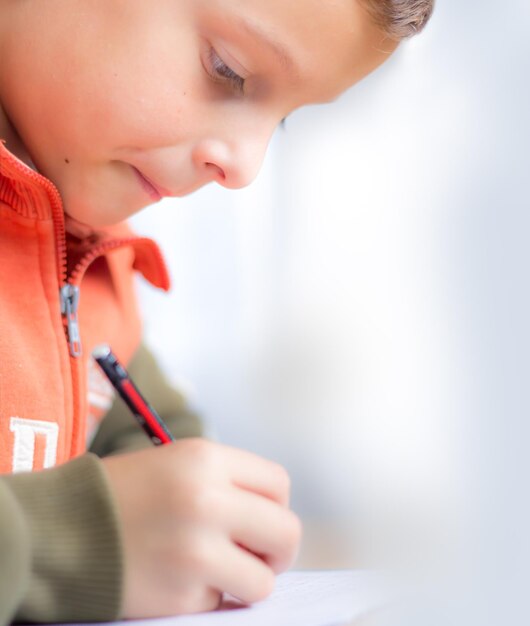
<box><xmin>101</xmin><ymin>438</ymin><xmax>302</xmax><ymax>618</ymax></box>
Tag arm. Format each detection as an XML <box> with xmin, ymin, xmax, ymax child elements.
<box><xmin>0</xmin><ymin>344</ymin><xmax>201</xmax><ymax>625</ymax></box>
<box><xmin>0</xmin><ymin>454</ymin><xmax>122</xmax><ymax>625</ymax></box>
<box><xmin>89</xmin><ymin>342</ymin><xmax>204</xmax><ymax>457</ymax></box>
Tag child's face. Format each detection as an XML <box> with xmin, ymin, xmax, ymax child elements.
<box><xmin>0</xmin><ymin>0</ymin><xmax>397</xmax><ymax>227</ymax></box>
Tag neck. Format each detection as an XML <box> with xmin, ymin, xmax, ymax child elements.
<box><xmin>0</xmin><ymin>111</ymin><xmax>35</xmax><ymax>167</ymax></box>
<box><xmin>0</xmin><ymin>1</ymin><xmax>35</xmax><ymax>167</ymax></box>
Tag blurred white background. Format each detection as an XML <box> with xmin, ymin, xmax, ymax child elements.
<box><xmin>131</xmin><ymin>0</ymin><xmax>530</xmax><ymax>609</ymax></box>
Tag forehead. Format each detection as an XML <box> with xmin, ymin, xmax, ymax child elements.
<box><xmin>197</xmin><ymin>0</ymin><xmax>397</xmax><ymax>103</ymax></box>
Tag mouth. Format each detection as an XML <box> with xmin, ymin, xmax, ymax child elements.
<box><xmin>130</xmin><ymin>166</ymin><xmax>172</xmax><ymax>201</ymax></box>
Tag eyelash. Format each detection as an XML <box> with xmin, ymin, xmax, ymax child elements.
<box><xmin>207</xmin><ymin>47</ymin><xmax>245</xmax><ymax>94</ymax></box>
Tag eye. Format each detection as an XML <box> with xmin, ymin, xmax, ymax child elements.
<box><xmin>206</xmin><ymin>47</ymin><xmax>245</xmax><ymax>94</ymax></box>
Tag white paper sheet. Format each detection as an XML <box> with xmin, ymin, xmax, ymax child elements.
<box><xmin>64</xmin><ymin>570</ymin><xmax>385</xmax><ymax>626</ymax></box>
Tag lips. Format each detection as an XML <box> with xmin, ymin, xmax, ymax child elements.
<box><xmin>131</xmin><ymin>166</ymin><xmax>172</xmax><ymax>201</ymax></box>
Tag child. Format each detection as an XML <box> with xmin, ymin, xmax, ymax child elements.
<box><xmin>0</xmin><ymin>0</ymin><xmax>433</xmax><ymax>623</ymax></box>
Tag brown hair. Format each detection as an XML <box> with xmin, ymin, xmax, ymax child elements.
<box><xmin>359</xmin><ymin>0</ymin><xmax>435</xmax><ymax>41</ymax></box>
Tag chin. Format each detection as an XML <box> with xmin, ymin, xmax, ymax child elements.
<box><xmin>62</xmin><ymin>195</ymin><xmax>142</xmax><ymax>231</ymax></box>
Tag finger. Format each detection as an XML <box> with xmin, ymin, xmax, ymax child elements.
<box><xmin>172</xmin><ymin>585</ymin><xmax>222</xmax><ymax>616</ymax></box>
<box><xmin>224</xmin><ymin>488</ymin><xmax>302</xmax><ymax>573</ymax></box>
<box><xmin>207</xmin><ymin>536</ymin><xmax>276</xmax><ymax>604</ymax></box>
<box><xmin>219</xmin><ymin>444</ymin><xmax>291</xmax><ymax>507</ymax></box>
<box><xmin>155</xmin><ymin>585</ymin><xmax>221</xmax><ymax>618</ymax></box>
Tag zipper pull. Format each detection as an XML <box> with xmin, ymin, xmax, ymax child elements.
<box><xmin>60</xmin><ymin>284</ymin><xmax>82</xmax><ymax>358</ymax></box>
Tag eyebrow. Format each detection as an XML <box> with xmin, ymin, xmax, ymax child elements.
<box><xmin>234</xmin><ymin>16</ymin><xmax>298</xmax><ymax>77</ymax></box>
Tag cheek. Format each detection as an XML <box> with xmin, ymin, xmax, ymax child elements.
<box><xmin>3</xmin><ymin>3</ymin><xmax>200</xmax><ymax>163</ymax></box>
<box><xmin>78</xmin><ymin>17</ymin><xmax>204</xmax><ymax>153</ymax></box>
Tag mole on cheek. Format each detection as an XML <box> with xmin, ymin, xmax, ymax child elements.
<box><xmin>64</xmin><ymin>158</ymin><xmax>70</xmax><ymax>164</ymax></box>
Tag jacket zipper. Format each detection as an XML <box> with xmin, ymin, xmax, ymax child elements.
<box><xmin>60</xmin><ymin>284</ymin><xmax>82</xmax><ymax>357</ymax></box>
<box><xmin>1</xmin><ymin>157</ymin><xmax>83</xmax><ymax>455</ymax></box>
<box><xmin>4</xmin><ymin>159</ymin><xmax>80</xmax><ymax>354</ymax></box>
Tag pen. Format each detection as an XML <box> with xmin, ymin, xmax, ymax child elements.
<box><xmin>92</xmin><ymin>344</ymin><xmax>175</xmax><ymax>445</ymax></box>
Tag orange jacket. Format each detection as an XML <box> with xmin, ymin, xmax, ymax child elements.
<box><xmin>0</xmin><ymin>141</ymin><xmax>170</xmax><ymax>474</ymax></box>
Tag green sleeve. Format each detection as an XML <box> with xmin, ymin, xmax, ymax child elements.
<box><xmin>0</xmin><ymin>480</ymin><xmax>30</xmax><ymax>625</ymax></box>
<box><xmin>89</xmin><ymin>342</ymin><xmax>204</xmax><ymax>457</ymax></box>
<box><xmin>0</xmin><ymin>454</ymin><xmax>123</xmax><ymax>625</ymax></box>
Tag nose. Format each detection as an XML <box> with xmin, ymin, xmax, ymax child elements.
<box><xmin>191</xmin><ymin>130</ymin><xmax>274</xmax><ymax>190</ymax></box>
